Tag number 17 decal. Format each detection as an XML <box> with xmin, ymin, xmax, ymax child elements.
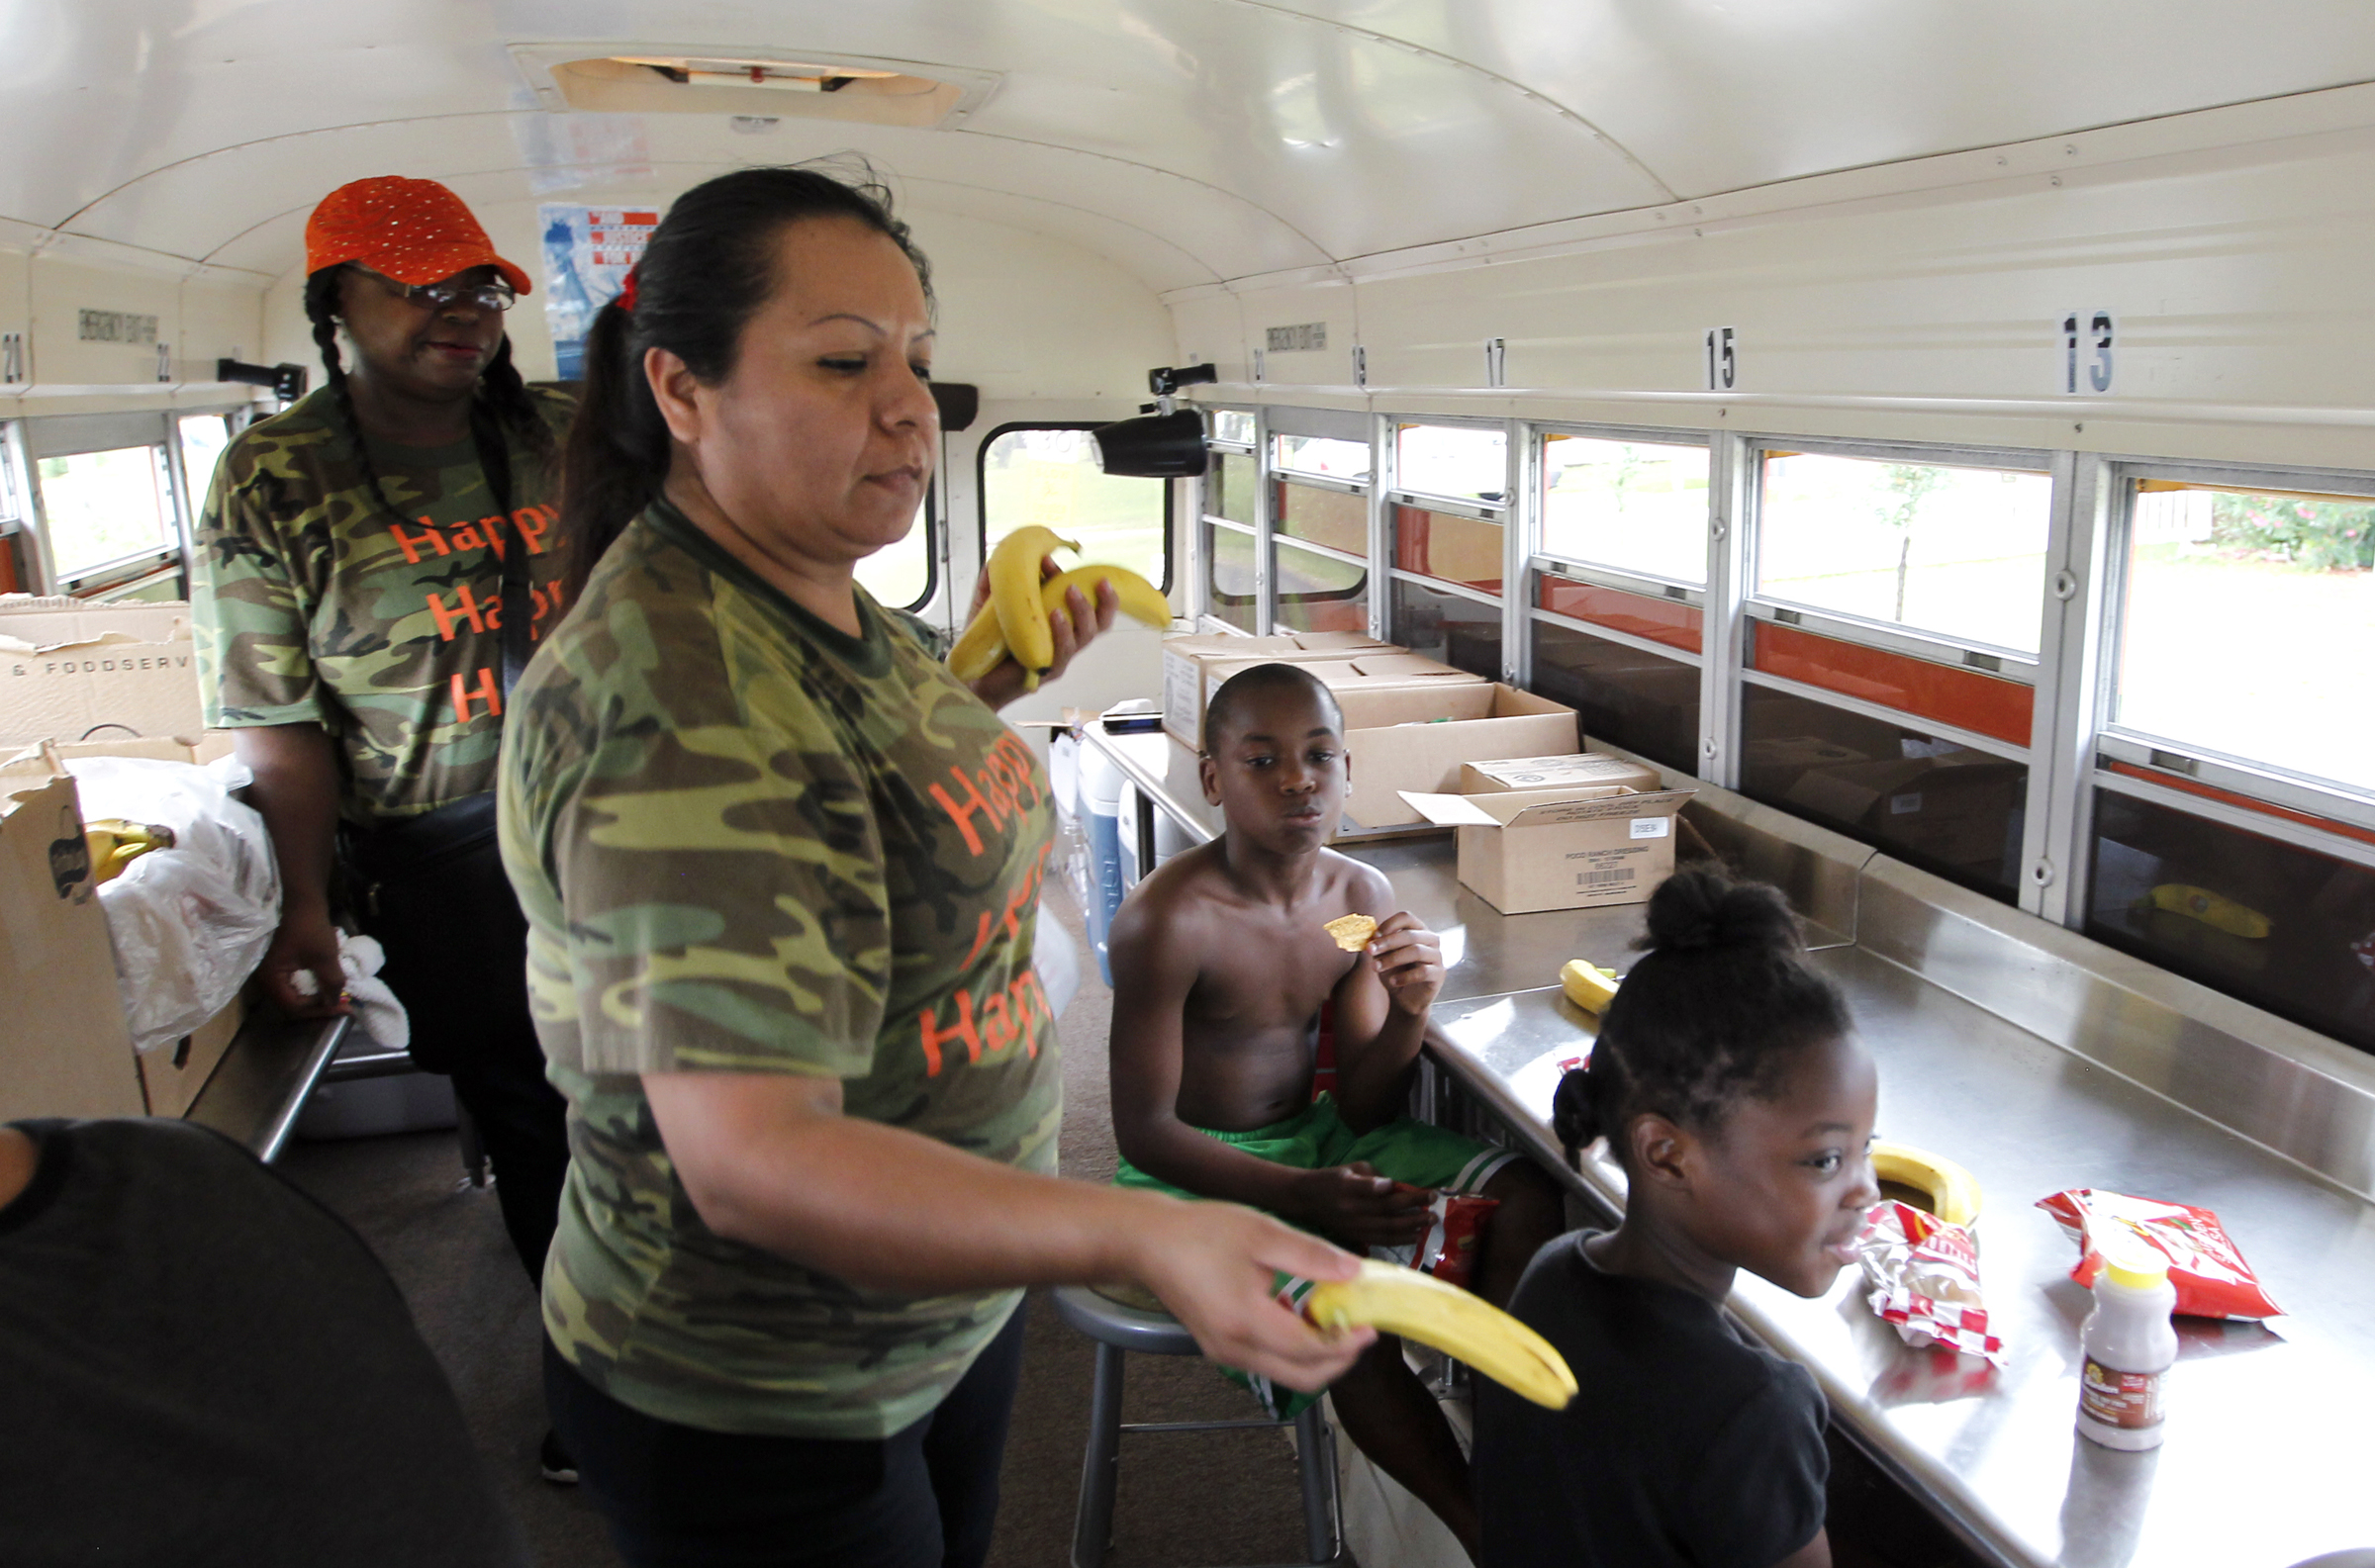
<box><xmin>2061</xmin><ymin>310</ymin><xmax>2114</xmax><ymax>394</ymax></box>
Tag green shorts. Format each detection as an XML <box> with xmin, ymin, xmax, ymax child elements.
<box><xmin>1113</xmin><ymin>1093</ymin><xmax>1518</xmax><ymax>1417</ymax></box>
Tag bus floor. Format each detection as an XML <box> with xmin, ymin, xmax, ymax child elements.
<box><xmin>276</xmin><ymin>879</ymin><xmax>1334</xmax><ymax>1568</ymax></box>
<box><xmin>276</xmin><ymin>876</ymin><xmax>1989</xmax><ymax>1568</ymax></box>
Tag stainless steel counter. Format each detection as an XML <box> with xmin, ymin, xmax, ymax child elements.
<box><xmin>186</xmin><ymin>1013</ymin><xmax>347</xmax><ymax>1162</ymax></box>
<box><xmin>1076</xmin><ymin>718</ymin><xmax>2375</xmax><ymax>1568</ymax></box>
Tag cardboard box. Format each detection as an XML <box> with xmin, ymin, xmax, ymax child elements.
<box><xmin>1782</xmin><ymin>755</ymin><xmax>2024</xmax><ymax>868</ymax></box>
<box><xmin>1398</xmin><ymin>783</ymin><xmax>1697</xmax><ymax>914</ymax></box>
<box><xmin>1337</xmin><ymin>684</ymin><xmax>1578</xmax><ymax>829</ymax></box>
<box><xmin>0</xmin><ymin>766</ymin><xmax>147</xmax><ymax>1119</ymax></box>
<box><xmin>1458</xmin><ymin>754</ymin><xmax>1664</xmax><ymax>796</ymax></box>
<box><xmin>1741</xmin><ymin>736</ymin><xmax>1870</xmax><ymax>798</ymax></box>
<box><xmin>0</xmin><ymin>596</ymin><xmax>205</xmax><ymax>750</ymax></box>
<box><xmin>1161</xmin><ymin>631</ymin><xmax>1397</xmax><ymax>744</ymax></box>
<box><xmin>0</xmin><ymin>736</ymin><xmax>248</xmax><ymax>1120</ymax></box>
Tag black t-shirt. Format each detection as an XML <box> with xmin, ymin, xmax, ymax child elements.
<box><xmin>1473</xmin><ymin>1231</ymin><xmax>1828</xmax><ymax>1568</ymax></box>
<box><xmin>0</xmin><ymin>1118</ymin><xmax>527</xmax><ymax>1568</ymax></box>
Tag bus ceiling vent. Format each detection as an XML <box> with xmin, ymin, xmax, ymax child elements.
<box><xmin>511</xmin><ymin>46</ymin><xmax>998</xmax><ymax>130</ymax></box>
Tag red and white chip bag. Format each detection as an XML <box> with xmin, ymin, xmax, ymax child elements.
<box><xmin>1413</xmin><ymin>1191</ymin><xmax>1499</xmax><ymax>1291</ymax></box>
<box><xmin>1855</xmin><ymin>1200</ymin><xmax>2006</xmax><ymax>1365</ymax></box>
<box><xmin>2036</xmin><ymin>1188</ymin><xmax>2282</xmax><ymax>1320</ymax></box>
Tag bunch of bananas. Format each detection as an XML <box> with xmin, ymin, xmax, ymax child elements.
<box><xmin>949</xmin><ymin>525</ymin><xmax>1171</xmax><ymax>691</ymax></box>
<box><xmin>1304</xmin><ymin>1259</ymin><xmax>1578</xmax><ymax>1410</ymax></box>
<box><xmin>1559</xmin><ymin>959</ymin><xmax>1620</xmax><ymax>1013</ymax></box>
<box><xmin>1869</xmin><ymin>1142</ymin><xmax>1983</xmax><ymax>1228</ymax></box>
<box><xmin>84</xmin><ymin>818</ymin><xmax>176</xmax><ymax>885</ymax></box>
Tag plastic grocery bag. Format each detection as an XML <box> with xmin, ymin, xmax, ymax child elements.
<box><xmin>63</xmin><ymin>754</ymin><xmax>281</xmax><ymax>1056</ymax></box>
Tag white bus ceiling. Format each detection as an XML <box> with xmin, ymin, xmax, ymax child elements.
<box><xmin>0</xmin><ymin>4</ymin><xmax>2372</xmax><ymax>453</ymax></box>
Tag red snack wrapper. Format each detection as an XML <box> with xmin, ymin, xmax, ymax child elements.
<box><xmin>1855</xmin><ymin>1200</ymin><xmax>2006</xmax><ymax>1365</ymax></box>
<box><xmin>1413</xmin><ymin>1191</ymin><xmax>1499</xmax><ymax>1290</ymax></box>
<box><xmin>2036</xmin><ymin>1188</ymin><xmax>2282</xmax><ymax>1320</ymax></box>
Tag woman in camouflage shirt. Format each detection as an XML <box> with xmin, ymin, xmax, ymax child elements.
<box><xmin>501</xmin><ymin>166</ymin><xmax>1371</xmax><ymax>1568</ymax></box>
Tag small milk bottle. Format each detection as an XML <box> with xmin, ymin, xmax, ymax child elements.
<box><xmin>2075</xmin><ymin>1244</ymin><xmax>2179</xmax><ymax>1450</ymax></box>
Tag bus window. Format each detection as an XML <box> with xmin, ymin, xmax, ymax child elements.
<box><xmin>1740</xmin><ymin>680</ymin><xmax>2028</xmax><ymax>901</ymax></box>
<box><xmin>1391</xmin><ymin>576</ymin><xmax>1499</xmax><ymax>679</ymax></box>
<box><xmin>1209</xmin><ymin>410</ymin><xmax>1256</xmax><ymax>448</ymax></box>
<box><xmin>852</xmin><ymin>488</ymin><xmax>933</xmax><ymax>612</ymax></box>
<box><xmin>2111</xmin><ymin>480</ymin><xmax>2375</xmax><ymax>793</ymax></box>
<box><xmin>981</xmin><ymin>423</ymin><xmax>1170</xmax><ymax>592</ymax></box>
<box><xmin>1757</xmin><ymin>451</ymin><xmax>2051</xmax><ymax>654</ymax></box>
<box><xmin>1274</xmin><ymin>479</ymin><xmax>1367</xmax><ymax>556</ymax></box>
<box><xmin>1530</xmin><ymin>617</ymin><xmax>1700</xmax><ymax>774</ymax></box>
<box><xmin>177</xmin><ymin>415</ymin><xmax>234</xmax><ymax>510</ymax></box>
<box><xmin>1208</xmin><ymin>450</ymin><xmax>1256</xmax><ymax>526</ymax></box>
<box><xmin>2086</xmin><ymin>790</ymin><xmax>2375</xmax><ymax>1058</ymax></box>
<box><xmin>1205</xmin><ymin>520</ymin><xmax>1257</xmax><ymax>632</ymax></box>
<box><xmin>1275</xmin><ymin>539</ymin><xmax>1366</xmax><ymax>635</ymax></box>
<box><xmin>36</xmin><ymin>445</ymin><xmax>176</xmax><ymax>587</ymax></box>
<box><xmin>1272</xmin><ymin>433</ymin><xmax>1368</xmax><ymax>483</ymax></box>
<box><xmin>1394</xmin><ymin>422</ymin><xmax>1505</xmax><ymax>505</ymax></box>
<box><xmin>1540</xmin><ymin>433</ymin><xmax>1709</xmax><ymax>585</ymax></box>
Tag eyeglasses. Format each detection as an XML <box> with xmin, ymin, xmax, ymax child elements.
<box><xmin>356</xmin><ymin>268</ymin><xmax>517</xmax><ymax>314</ymax></box>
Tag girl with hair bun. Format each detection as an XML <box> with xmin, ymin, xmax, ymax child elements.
<box><xmin>1472</xmin><ymin>867</ymin><xmax>1879</xmax><ymax>1568</ymax></box>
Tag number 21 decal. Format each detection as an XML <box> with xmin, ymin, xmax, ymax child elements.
<box><xmin>2062</xmin><ymin>310</ymin><xmax>2114</xmax><ymax>394</ymax></box>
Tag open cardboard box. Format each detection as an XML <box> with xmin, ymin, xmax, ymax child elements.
<box><xmin>1337</xmin><ymin>685</ymin><xmax>1578</xmax><ymax>829</ymax></box>
<box><xmin>1398</xmin><ymin>777</ymin><xmax>1696</xmax><ymax>914</ymax></box>
<box><xmin>1161</xmin><ymin>631</ymin><xmax>1401</xmax><ymax>744</ymax></box>
<box><xmin>0</xmin><ymin>596</ymin><xmax>206</xmax><ymax>751</ymax></box>
<box><xmin>1781</xmin><ymin>754</ymin><xmax>2024</xmax><ymax>869</ymax></box>
<box><xmin>0</xmin><ymin>733</ymin><xmax>248</xmax><ymax>1120</ymax></box>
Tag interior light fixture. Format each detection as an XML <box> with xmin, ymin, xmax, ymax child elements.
<box><xmin>612</xmin><ymin>55</ymin><xmax>902</xmax><ymax>92</ymax></box>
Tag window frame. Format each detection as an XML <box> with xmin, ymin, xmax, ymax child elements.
<box><xmin>975</xmin><ymin>419</ymin><xmax>1175</xmax><ymax>597</ymax></box>
<box><xmin>2087</xmin><ymin>455</ymin><xmax>2375</xmax><ymax>856</ymax></box>
<box><xmin>1534</xmin><ymin>420</ymin><xmax>1715</xmax><ymax>597</ymax></box>
<box><xmin>1194</xmin><ymin>406</ymin><xmax>1262</xmax><ymax>633</ymax></box>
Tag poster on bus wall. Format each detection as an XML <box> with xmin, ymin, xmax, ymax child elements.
<box><xmin>537</xmin><ymin>205</ymin><xmax>658</xmax><ymax>380</ymax></box>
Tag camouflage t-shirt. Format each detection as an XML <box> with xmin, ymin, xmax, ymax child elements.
<box><xmin>498</xmin><ymin>500</ymin><xmax>1061</xmax><ymax>1440</ymax></box>
<box><xmin>193</xmin><ymin>385</ymin><xmax>577</xmax><ymax>821</ymax></box>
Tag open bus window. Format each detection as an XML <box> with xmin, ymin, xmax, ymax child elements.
<box><xmin>1757</xmin><ymin>451</ymin><xmax>2051</xmax><ymax>654</ymax></box>
<box><xmin>1394</xmin><ymin>422</ymin><xmax>1505</xmax><ymax>506</ymax></box>
<box><xmin>982</xmin><ymin>424</ymin><xmax>1170</xmax><ymax>593</ymax></box>
<box><xmin>177</xmin><ymin>415</ymin><xmax>233</xmax><ymax>510</ymax></box>
<box><xmin>2112</xmin><ymin>480</ymin><xmax>2375</xmax><ymax>793</ymax></box>
<box><xmin>1271</xmin><ymin>433</ymin><xmax>1368</xmax><ymax>483</ymax></box>
<box><xmin>36</xmin><ymin>445</ymin><xmax>175</xmax><ymax>585</ymax></box>
<box><xmin>853</xmin><ymin>488</ymin><xmax>932</xmax><ymax>612</ymax></box>
<box><xmin>1541</xmin><ymin>433</ymin><xmax>1709</xmax><ymax>585</ymax></box>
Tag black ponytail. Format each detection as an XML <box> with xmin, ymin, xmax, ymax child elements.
<box><xmin>304</xmin><ymin>266</ymin><xmax>555</xmax><ymax>528</ymax></box>
<box><xmin>1554</xmin><ymin>867</ymin><xmax>1851</xmax><ymax>1168</ymax></box>
<box><xmin>557</xmin><ymin>162</ymin><xmax>932</xmax><ymax>597</ymax></box>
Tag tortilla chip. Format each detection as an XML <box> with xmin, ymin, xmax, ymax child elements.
<box><xmin>1324</xmin><ymin>913</ymin><xmax>1378</xmax><ymax>952</ymax></box>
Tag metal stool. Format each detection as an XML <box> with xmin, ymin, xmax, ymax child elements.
<box><xmin>1052</xmin><ymin>1284</ymin><xmax>1342</xmax><ymax>1568</ymax></box>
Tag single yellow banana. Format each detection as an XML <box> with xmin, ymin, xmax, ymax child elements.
<box><xmin>1040</xmin><ymin>565</ymin><xmax>1172</xmax><ymax>630</ymax></box>
<box><xmin>2143</xmin><ymin>883</ymin><xmax>2272</xmax><ymax>940</ymax></box>
<box><xmin>1303</xmin><ymin>1259</ymin><xmax>1577</xmax><ymax>1411</ymax></box>
<box><xmin>1868</xmin><ymin>1141</ymin><xmax>1983</xmax><ymax>1227</ymax></box>
<box><xmin>987</xmin><ymin>525</ymin><xmax>1080</xmax><ymax>681</ymax></box>
<box><xmin>947</xmin><ymin>600</ymin><xmax>1008</xmax><ymax>682</ymax></box>
<box><xmin>1560</xmin><ymin>959</ymin><xmax>1620</xmax><ymax>1013</ymax></box>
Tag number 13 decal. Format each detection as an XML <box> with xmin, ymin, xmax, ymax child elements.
<box><xmin>2062</xmin><ymin>310</ymin><xmax>2114</xmax><ymax>394</ymax></box>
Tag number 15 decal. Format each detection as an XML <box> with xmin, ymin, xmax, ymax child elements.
<box><xmin>2062</xmin><ymin>310</ymin><xmax>2114</xmax><ymax>394</ymax></box>
<box><xmin>1704</xmin><ymin>326</ymin><xmax>1735</xmax><ymax>391</ymax></box>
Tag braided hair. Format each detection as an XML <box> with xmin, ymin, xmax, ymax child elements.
<box><xmin>301</xmin><ymin>266</ymin><xmax>556</xmax><ymax>528</ymax></box>
<box><xmin>1551</xmin><ymin>868</ymin><xmax>1852</xmax><ymax>1170</ymax></box>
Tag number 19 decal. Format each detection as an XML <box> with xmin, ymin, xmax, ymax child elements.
<box><xmin>2061</xmin><ymin>310</ymin><xmax>2114</xmax><ymax>394</ymax></box>
<box><xmin>1704</xmin><ymin>325</ymin><xmax>1736</xmax><ymax>391</ymax></box>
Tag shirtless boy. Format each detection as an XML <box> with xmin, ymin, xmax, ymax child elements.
<box><xmin>1107</xmin><ymin>662</ymin><xmax>1564</xmax><ymax>1560</ymax></box>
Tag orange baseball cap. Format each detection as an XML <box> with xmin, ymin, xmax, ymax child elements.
<box><xmin>304</xmin><ymin>176</ymin><xmax>532</xmax><ymax>296</ymax></box>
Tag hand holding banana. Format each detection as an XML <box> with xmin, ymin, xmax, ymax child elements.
<box><xmin>951</xmin><ymin>526</ymin><xmax>1171</xmax><ymax>692</ymax></box>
